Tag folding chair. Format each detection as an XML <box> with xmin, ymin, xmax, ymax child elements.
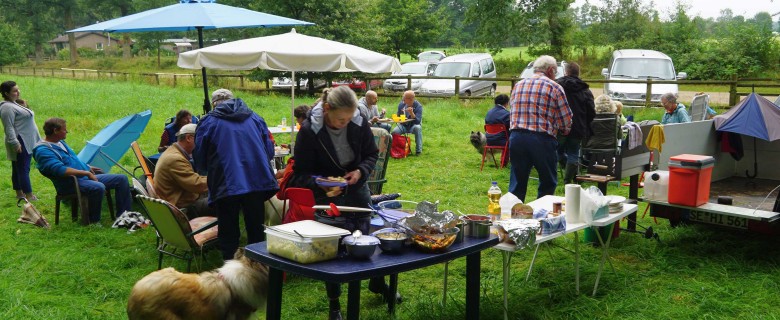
<box><xmin>54</xmin><ymin>176</ymin><xmax>114</xmax><ymax>225</ymax></box>
<box><xmin>136</xmin><ymin>195</ymin><xmax>218</xmax><ymax>272</ymax></box>
<box><xmin>368</xmin><ymin>127</ymin><xmax>392</xmax><ymax>194</ymax></box>
<box><xmin>481</xmin><ymin>124</ymin><xmax>509</xmax><ymax>171</ymax></box>
<box><xmin>131</xmin><ymin>141</ymin><xmax>155</xmax><ymax>187</ymax></box>
<box><xmin>281</xmin><ymin>188</ymin><xmax>316</xmax><ymax>224</ymax></box>
<box><xmin>689</xmin><ymin>94</ymin><xmax>710</xmax><ymax>122</ymax></box>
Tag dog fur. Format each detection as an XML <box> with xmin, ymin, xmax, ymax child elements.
<box><xmin>127</xmin><ymin>248</ymin><xmax>268</xmax><ymax>320</ymax></box>
<box><xmin>470</xmin><ymin>131</ymin><xmax>487</xmax><ymax>154</ymax></box>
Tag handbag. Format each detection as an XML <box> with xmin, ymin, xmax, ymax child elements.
<box><xmin>17</xmin><ymin>198</ymin><xmax>50</xmax><ymax>229</ymax></box>
<box><xmin>390</xmin><ymin>133</ymin><xmax>410</xmax><ymax>159</ymax></box>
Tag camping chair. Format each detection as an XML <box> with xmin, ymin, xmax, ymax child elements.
<box><xmin>368</xmin><ymin>127</ymin><xmax>392</xmax><ymax>194</ymax></box>
<box><xmin>689</xmin><ymin>94</ymin><xmax>710</xmax><ymax>122</ymax></box>
<box><xmin>579</xmin><ymin>114</ymin><xmax>622</xmax><ymax>190</ymax></box>
<box><xmin>131</xmin><ymin>141</ymin><xmax>155</xmax><ymax>187</ymax></box>
<box><xmin>136</xmin><ymin>195</ymin><xmax>218</xmax><ymax>272</ymax></box>
<box><xmin>54</xmin><ymin>176</ymin><xmax>114</xmax><ymax>225</ymax></box>
<box><xmin>481</xmin><ymin>124</ymin><xmax>509</xmax><ymax>171</ymax></box>
<box><xmin>281</xmin><ymin>188</ymin><xmax>316</xmax><ymax>224</ymax></box>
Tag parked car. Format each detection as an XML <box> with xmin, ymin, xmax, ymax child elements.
<box><xmin>601</xmin><ymin>49</ymin><xmax>687</xmax><ymax>104</ymax></box>
<box><xmin>383</xmin><ymin>62</ymin><xmax>437</xmax><ymax>92</ymax></box>
<box><xmin>519</xmin><ymin>60</ymin><xmax>567</xmax><ymax>79</ymax></box>
<box><xmin>418</xmin><ymin>50</ymin><xmax>446</xmax><ymax>62</ymax></box>
<box><xmin>272</xmin><ymin>77</ymin><xmax>326</xmax><ymax>89</ymax></box>
<box><xmin>331</xmin><ymin>78</ymin><xmax>383</xmax><ymax>92</ymax></box>
<box><xmin>419</xmin><ymin>53</ymin><xmax>497</xmax><ymax>97</ymax></box>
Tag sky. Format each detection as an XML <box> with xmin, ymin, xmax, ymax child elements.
<box><xmin>573</xmin><ymin>0</ymin><xmax>779</xmax><ymax>19</ymax></box>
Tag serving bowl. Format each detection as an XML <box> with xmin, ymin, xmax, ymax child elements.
<box><xmin>371</xmin><ymin>228</ymin><xmax>408</xmax><ymax>253</ymax></box>
<box><xmin>342</xmin><ymin>234</ymin><xmax>379</xmax><ymax>259</ymax></box>
<box><xmin>410</xmin><ymin>227</ymin><xmax>460</xmax><ymax>253</ymax></box>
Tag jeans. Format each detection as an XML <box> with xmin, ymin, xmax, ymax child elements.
<box><xmin>392</xmin><ymin>124</ymin><xmax>422</xmax><ymax>154</ymax></box>
<box><xmin>373</xmin><ymin>122</ymin><xmax>392</xmax><ymax>132</ymax></box>
<box><xmin>58</xmin><ymin>173</ymin><xmax>132</xmax><ymax>223</ymax></box>
<box><xmin>557</xmin><ymin>136</ymin><xmax>582</xmax><ymax>165</ymax></box>
<box><xmin>509</xmin><ymin>130</ymin><xmax>559</xmax><ymax>203</ymax></box>
<box><xmin>214</xmin><ymin>191</ymin><xmax>271</xmax><ymax>260</ymax></box>
<box><xmin>11</xmin><ymin>136</ymin><xmax>32</xmax><ymax>194</ymax></box>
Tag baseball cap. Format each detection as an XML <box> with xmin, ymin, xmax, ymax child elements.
<box><xmin>211</xmin><ymin>88</ymin><xmax>234</xmax><ymax>104</ymax></box>
<box><xmin>176</xmin><ymin>123</ymin><xmax>197</xmax><ymax>137</ymax></box>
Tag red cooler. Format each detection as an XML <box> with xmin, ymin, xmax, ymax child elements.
<box><xmin>668</xmin><ymin>154</ymin><xmax>715</xmax><ymax>207</ymax></box>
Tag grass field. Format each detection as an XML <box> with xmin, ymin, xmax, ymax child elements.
<box><xmin>1</xmin><ymin>75</ymin><xmax>780</xmax><ymax>319</ymax></box>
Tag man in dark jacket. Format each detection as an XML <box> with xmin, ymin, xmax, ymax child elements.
<box><xmin>556</xmin><ymin>62</ymin><xmax>595</xmax><ymax>184</ymax></box>
<box><xmin>194</xmin><ymin>88</ymin><xmax>278</xmax><ymax>260</ymax></box>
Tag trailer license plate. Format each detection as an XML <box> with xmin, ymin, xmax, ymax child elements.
<box><xmin>689</xmin><ymin>211</ymin><xmax>748</xmax><ymax>229</ymax></box>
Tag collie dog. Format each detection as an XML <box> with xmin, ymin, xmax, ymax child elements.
<box><xmin>127</xmin><ymin>248</ymin><xmax>268</xmax><ymax>320</ymax></box>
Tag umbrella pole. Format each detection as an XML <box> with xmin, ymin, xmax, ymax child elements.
<box><xmin>746</xmin><ymin>137</ymin><xmax>758</xmax><ymax>178</ymax></box>
<box><xmin>197</xmin><ymin>27</ymin><xmax>210</xmax><ymax>114</ymax></box>
<box><xmin>291</xmin><ymin>71</ymin><xmax>296</xmax><ymax>147</ymax></box>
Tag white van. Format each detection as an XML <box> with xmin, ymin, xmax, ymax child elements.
<box><xmin>602</xmin><ymin>49</ymin><xmax>687</xmax><ymax>104</ymax></box>
<box><xmin>419</xmin><ymin>53</ymin><xmax>497</xmax><ymax>97</ymax></box>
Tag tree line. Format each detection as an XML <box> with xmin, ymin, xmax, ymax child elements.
<box><xmin>0</xmin><ymin>0</ymin><xmax>777</xmax><ymax>80</ymax></box>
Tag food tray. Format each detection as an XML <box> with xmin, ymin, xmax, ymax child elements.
<box><xmin>314</xmin><ymin>176</ymin><xmax>348</xmax><ymax>187</ymax></box>
<box><xmin>265</xmin><ymin>221</ymin><xmax>350</xmax><ymax>264</ymax></box>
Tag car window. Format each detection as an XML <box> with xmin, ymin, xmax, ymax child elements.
<box><xmin>471</xmin><ymin>62</ymin><xmax>481</xmax><ymax>77</ymax></box>
<box><xmin>433</xmin><ymin>62</ymin><xmax>470</xmax><ymax>77</ymax></box>
<box><xmin>426</xmin><ymin>63</ymin><xmax>437</xmax><ymax>75</ymax></box>
<box><xmin>612</xmin><ymin>58</ymin><xmax>675</xmax><ymax>79</ymax></box>
<box><xmin>400</xmin><ymin>63</ymin><xmax>427</xmax><ymax>74</ymax></box>
<box><xmin>480</xmin><ymin>59</ymin><xmax>494</xmax><ymax>74</ymax></box>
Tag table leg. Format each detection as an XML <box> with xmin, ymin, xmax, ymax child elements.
<box><xmin>627</xmin><ymin>174</ymin><xmax>639</xmax><ymax>232</ymax></box>
<box><xmin>466</xmin><ymin>252</ymin><xmax>481</xmax><ymax>320</ymax></box>
<box><xmin>525</xmin><ymin>244</ymin><xmax>541</xmax><ymax>281</ymax></box>
<box><xmin>502</xmin><ymin>251</ymin><xmax>512</xmax><ymax>320</ymax></box>
<box><xmin>442</xmin><ymin>261</ymin><xmax>449</xmax><ymax>307</ymax></box>
<box><xmin>347</xmin><ymin>280</ymin><xmax>361</xmax><ymax>320</ymax></box>
<box><xmin>592</xmin><ymin>225</ymin><xmax>615</xmax><ymax>296</ymax></box>
<box><xmin>266</xmin><ymin>267</ymin><xmax>283</xmax><ymax>320</ymax></box>
<box><xmin>388</xmin><ymin>274</ymin><xmax>398</xmax><ymax>315</ymax></box>
<box><xmin>574</xmin><ymin>231</ymin><xmax>580</xmax><ymax>294</ymax></box>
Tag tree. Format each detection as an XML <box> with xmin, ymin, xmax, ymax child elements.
<box><xmin>0</xmin><ymin>23</ymin><xmax>26</xmax><ymax>66</ymax></box>
<box><xmin>0</xmin><ymin>0</ymin><xmax>59</xmax><ymax>64</ymax></box>
<box><xmin>81</xmin><ymin>0</ymin><xmax>136</xmax><ymax>58</ymax></box>
<box><xmin>376</xmin><ymin>0</ymin><xmax>446</xmax><ymax>60</ymax></box>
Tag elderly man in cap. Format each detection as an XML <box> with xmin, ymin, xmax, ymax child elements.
<box><xmin>154</xmin><ymin>123</ymin><xmax>210</xmax><ymax>218</ymax></box>
<box><xmin>195</xmin><ymin>88</ymin><xmax>279</xmax><ymax>260</ymax></box>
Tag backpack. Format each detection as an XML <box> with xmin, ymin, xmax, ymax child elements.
<box><xmin>390</xmin><ymin>133</ymin><xmax>410</xmax><ymax>159</ymax></box>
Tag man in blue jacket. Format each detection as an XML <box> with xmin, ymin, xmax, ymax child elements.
<box><xmin>32</xmin><ymin>117</ymin><xmax>131</xmax><ymax>223</ymax></box>
<box><xmin>391</xmin><ymin>90</ymin><xmax>423</xmax><ymax>155</ymax></box>
<box><xmin>194</xmin><ymin>88</ymin><xmax>279</xmax><ymax>260</ymax></box>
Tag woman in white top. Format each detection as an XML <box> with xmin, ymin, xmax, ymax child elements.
<box><xmin>0</xmin><ymin>81</ymin><xmax>42</xmax><ymax>200</ymax></box>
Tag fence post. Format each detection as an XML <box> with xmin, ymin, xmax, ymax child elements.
<box><xmin>407</xmin><ymin>74</ymin><xmax>412</xmax><ymax>91</ymax></box>
<box><xmin>240</xmin><ymin>75</ymin><xmax>245</xmax><ymax>88</ymax></box>
<box><xmin>51</xmin><ymin>68</ymin><xmax>54</xmax><ymax>76</ymax></box>
<box><xmin>729</xmin><ymin>75</ymin><xmax>737</xmax><ymax>106</ymax></box>
<box><xmin>33</xmin><ymin>68</ymin><xmax>36</xmax><ymax>76</ymax></box>
<box><xmin>454</xmin><ymin>76</ymin><xmax>460</xmax><ymax>98</ymax></box>
<box><xmin>644</xmin><ymin>79</ymin><xmax>653</xmax><ymax>107</ymax></box>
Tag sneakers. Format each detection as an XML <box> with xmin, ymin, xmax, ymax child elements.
<box><xmin>329</xmin><ymin>310</ymin><xmax>343</xmax><ymax>320</ymax></box>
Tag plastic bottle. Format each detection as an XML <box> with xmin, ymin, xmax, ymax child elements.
<box><xmin>488</xmin><ymin>181</ymin><xmax>501</xmax><ymax>221</ymax></box>
<box><xmin>281</xmin><ymin>117</ymin><xmax>287</xmax><ymax>127</ymax></box>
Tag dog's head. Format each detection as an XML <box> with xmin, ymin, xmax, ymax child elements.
<box><xmin>470</xmin><ymin>131</ymin><xmax>486</xmax><ymax>145</ymax></box>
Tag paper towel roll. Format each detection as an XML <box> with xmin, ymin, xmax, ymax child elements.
<box><xmin>565</xmin><ymin>184</ymin><xmax>581</xmax><ymax>224</ymax></box>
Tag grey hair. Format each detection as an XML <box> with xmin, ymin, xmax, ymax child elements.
<box><xmin>325</xmin><ymin>86</ymin><xmax>358</xmax><ymax>110</ymax></box>
<box><xmin>661</xmin><ymin>92</ymin><xmax>678</xmax><ymax>104</ymax></box>
<box><xmin>532</xmin><ymin>55</ymin><xmax>557</xmax><ymax>73</ymax></box>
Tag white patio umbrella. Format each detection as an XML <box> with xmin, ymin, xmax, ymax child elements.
<box><xmin>178</xmin><ymin>28</ymin><xmax>402</xmax><ymax>139</ymax></box>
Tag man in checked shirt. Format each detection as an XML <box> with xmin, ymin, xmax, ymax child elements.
<box><xmin>508</xmin><ymin>55</ymin><xmax>572</xmax><ymax>203</ymax></box>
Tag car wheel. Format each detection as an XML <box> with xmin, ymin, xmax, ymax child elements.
<box><xmin>464</xmin><ymin>90</ymin><xmax>472</xmax><ymax>97</ymax></box>
<box><xmin>489</xmin><ymin>85</ymin><xmax>496</xmax><ymax>97</ymax></box>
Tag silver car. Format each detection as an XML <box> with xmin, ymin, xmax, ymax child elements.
<box><xmin>383</xmin><ymin>62</ymin><xmax>437</xmax><ymax>92</ymax></box>
<box><xmin>419</xmin><ymin>53</ymin><xmax>497</xmax><ymax>97</ymax></box>
<box><xmin>519</xmin><ymin>61</ymin><xmax>566</xmax><ymax>79</ymax></box>
<box><xmin>272</xmin><ymin>77</ymin><xmax>326</xmax><ymax>89</ymax></box>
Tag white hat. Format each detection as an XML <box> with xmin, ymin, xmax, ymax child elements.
<box><xmin>176</xmin><ymin>123</ymin><xmax>197</xmax><ymax>137</ymax></box>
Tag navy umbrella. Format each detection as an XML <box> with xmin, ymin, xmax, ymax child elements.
<box><xmin>713</xmin><ymin>93</ymin><xmax>780</xmax><ymax>177</ymax></box>
<box><xmin>68</xmin><ymin>0</ymin><xmax>313</xmax><ymax>113</ymax></box>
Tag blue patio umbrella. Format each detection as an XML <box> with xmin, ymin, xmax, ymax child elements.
<box><xmin>68</xmin><ymin>0</ymin><xmax>313</xmax><ymax>113</ymax></box>
<box><xmin>713</xmin><ymin>93</ymin><xmax>780</xmax><ymax>177</ymax></box>
<box><xmin>78</xmin><ymin>110</ymin><xmax>152</xmax><ymax>173</ymax></box>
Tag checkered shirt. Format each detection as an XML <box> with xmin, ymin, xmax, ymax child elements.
<box><xmin>509</xmin><ymin>73</ymin><xmax>572</xmax><ymax>137</ymax></box>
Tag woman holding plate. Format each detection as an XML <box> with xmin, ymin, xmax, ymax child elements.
<box><xmin>291</xmin><ymin>86</ymin><xmax>395</xmax><ymax>320</ymax></box>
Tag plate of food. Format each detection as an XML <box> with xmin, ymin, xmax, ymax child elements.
<box><xmin>376</xmin><ymin>118</ymin><xmax>394</xmax><ymax>123</ymax></box>
<box><xmin>314</xmin><ymin>176</ymin><xmax>348</xmax><ymax>187</ymax></box>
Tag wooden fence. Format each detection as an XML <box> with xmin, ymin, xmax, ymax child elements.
<box><xmin>2</xmin><ymin>66</ymin><xmax>778</xmax><ymax>106</ymax></box>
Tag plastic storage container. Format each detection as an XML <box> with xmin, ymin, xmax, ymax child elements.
<box><xmin>643</xmin><ymin>170</ymin><xmax>669</xmax><ymax>201</ymax></box>
<box><xmin>668</xmin><ymin>154</ymin><xmax>715</xmax><ymax>207</ymax></box>
<box><xmin>265</xmin><ymin>220</ymin><xmax>350</xmax><ymax>264</ymax></box>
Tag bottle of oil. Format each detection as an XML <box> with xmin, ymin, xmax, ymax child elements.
<box><xmin>488</xmin><ymin>181</ymin><xmax>501</xmax><ymax>221</ymax></box>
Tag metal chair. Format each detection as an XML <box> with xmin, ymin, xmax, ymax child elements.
<box><xmin>281</xmin><ymin>188</ymin><xmax>316</xmax><ymax>224</ymax></box>
<box><xmin>54</xmin><ymin>176</ymin><xmax>114</xmax><ymax>225</ymax></box>
<box><xmin>481</xmin><ymin>124</ymin><xmax>509</xmax><ymax>170</ymax></box>
<box><xmin>368</xmin><ymin>127</ymin><xmax>392</xmax><ymax>194</ymax></box>
<box><xmin>136</xmin><ymin>195</ymin><xmax>218</xmax><ymax>272</ymax></box>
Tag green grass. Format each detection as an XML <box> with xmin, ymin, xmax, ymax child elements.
<box><xmin>2</xmin><ymin>74</ymin><xmax>780</xmax><ymax>319</ymax></box>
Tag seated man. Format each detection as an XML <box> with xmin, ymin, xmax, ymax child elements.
<box><xmin>391</xmin><ymin>90</ymin><xmax>423</xmax><ymax>155</ymax></box>
<box><xmin>154</xmin><ymin>123</ymin><xmax>210</xmax><ymax>218</ymax></box>
<box><xmin>660</xmin><ymin>92</ymin><xmax>691</xmax><ymax>124</ymax></box>
<box><xmin>485</xmin><ymin>94</ymin><xmax>511</xmax><ymax>147</ymax></box>
<box><xmin>358</xmin><ymin>90</ymin><xmax>390</xmax><ymax>132</ymax></box>
<box><xmin>33</xmin><ymin>117</ymin><xmax>132</xmax><ymax>223</ymax></box>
